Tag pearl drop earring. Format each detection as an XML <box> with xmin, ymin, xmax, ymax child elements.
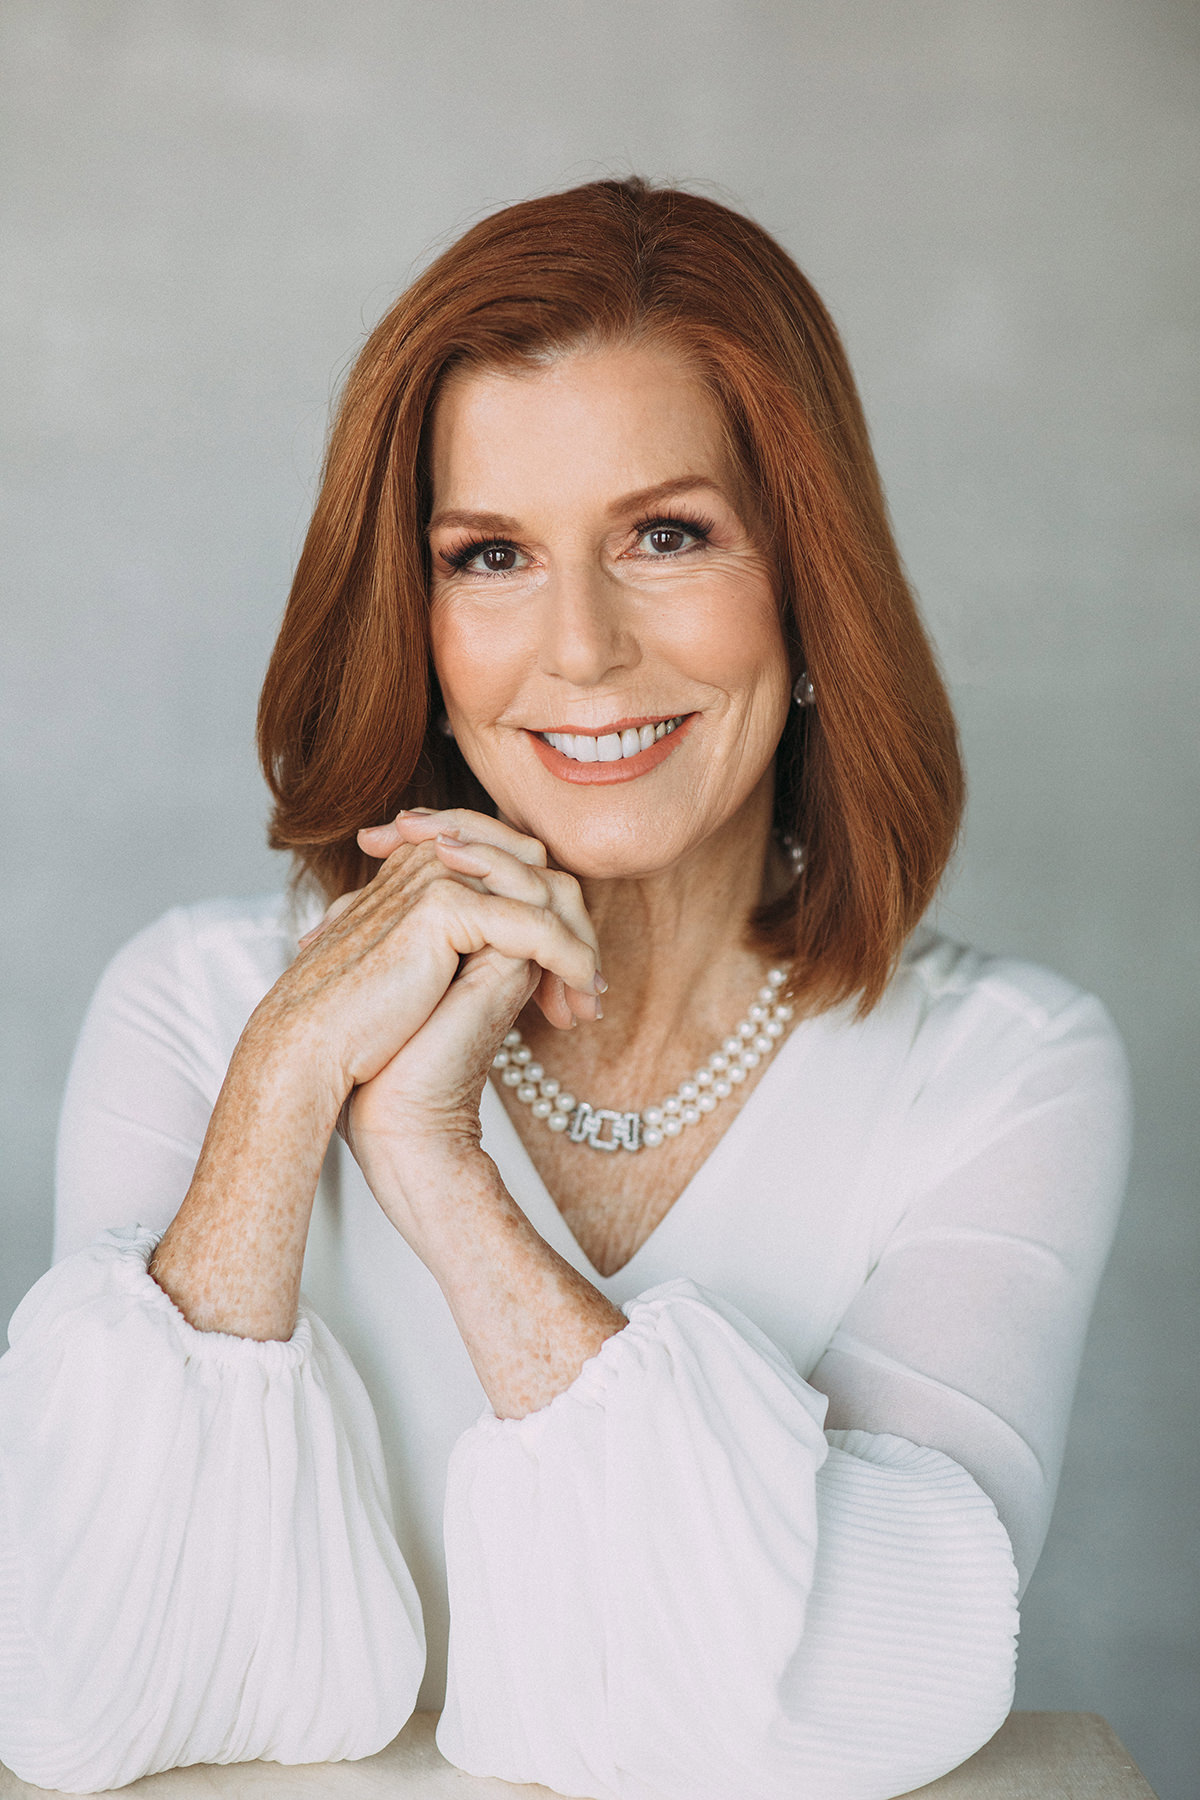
<box><xmin>781</xmin><ymin>834</ymin><xmax>806</xmax><ymax>876</ymax></box>
<box><xmin>781</xmin><ymin>670</ymin><xmax>812</xmax><ymax>880</ymax></box>
<box><xmin>437</xmin><ymin>713</ymin><xmax>455</xmax><ymax>739</ymax></box>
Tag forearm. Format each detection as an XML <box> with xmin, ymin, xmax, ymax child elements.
<box><xmin>149</xmin><ymin>1015</ymin><xmax>343</xmax><ymax>1341</ymax></box>
<box><xmin>364</xmin><ymin>1142</ymin><xmax>626</xmax><ymax>1419</ymax></box>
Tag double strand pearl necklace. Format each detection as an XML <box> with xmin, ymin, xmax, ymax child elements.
<box><xmin>492</xmin><ymin>968</ymin><xmax>793</xmax><ymax>1153</ymax></box>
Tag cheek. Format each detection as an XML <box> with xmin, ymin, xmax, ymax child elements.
<box><xmin>669</xmin><ymin>578</ymin><xmax>790</xmax><ymax>711</ymax></box>
<box><xmin>430</xmin><ymin>602</ymin><xmax>527</xmax><ymax>724</ymax></box>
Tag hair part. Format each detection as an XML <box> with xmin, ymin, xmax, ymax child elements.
<box><xmin>258</xmin><ymin>177</ymin><xmax>964</xmax><ymax>1015</ymax></box>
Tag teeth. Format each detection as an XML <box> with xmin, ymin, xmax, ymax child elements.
<box><xmin>542</xmin><ymin>716</ymin><xmax>683</xmax><ymax>763</ymax></box>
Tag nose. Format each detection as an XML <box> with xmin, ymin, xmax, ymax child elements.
<box><xmin>536</xmin><ymin>561</ymin><xmax>640</xmax><ymax>688</ymax></box>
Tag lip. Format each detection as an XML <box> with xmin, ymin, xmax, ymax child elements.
<box><xmin>527</xmin><ymin>713</ymin><xmax>696</xmax><ymax>784</ymax></box>
<box><xmin>532</xmin><ymin>715</ymin><xmax>677</xmax><ymax>736</ymax></box>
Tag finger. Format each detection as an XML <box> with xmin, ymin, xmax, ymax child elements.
<box><xmin>358</xmin><ymin>808</ymin><xmax>549</xmax><ymax>868</ymax></box>
<box><xmin>432</xmin><ymin>838</ymin><xmax>599</xmax><ymax>955</ymax></box>
<box><xmin>534</xmin><ymin>971</ymin><xmax>581</xmax><ymax>1031</ymax></box>
<box><xmin>432</xmin><ymin>836</ymin><xmax>552</xmax><ymax>902</ymax></box>
<box><xmin>359</xmin><ymin>945</ymin><xmax>540</xmax><ymax>1109</ymax></box>
<box><xmin>432</xmin><ymin>838</ymin><xmax>603</xmax><ymax>1022</ymax></box>
<box><xmin>355</xmin><ymin>809</ymin><xmax>435</xmax><ymax>859</ymax></box>
<box><xmin>433</xmin><ymin>947</ymin><xmax>544</xmax><ymax>1058</ymax></box>
<box><xmin>417</xmin><ymin>850</ymin><xmax>582</xmax><ymax>1030</ymax></box>
<box><xmin>432</xmin><ymin>885</ymin><xmax>603</xmax><ymax>1004</ymax></box>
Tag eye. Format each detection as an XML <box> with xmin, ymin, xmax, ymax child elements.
<box><xmin>632</xmin><ymin>514</ymin><xmax>714</xmax><ymax>558</ymax></box>
<box><xmin>645</xmin><ymin>526</ymin><xmax>690</xmax><ymax>555</ymax></box>
<box><xmin>443</xmin><ymin>539</ymin><xmax>525</xmax><ymax>576</ymax></box>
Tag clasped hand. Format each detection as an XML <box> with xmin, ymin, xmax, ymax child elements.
<box><xmin>269</xmin><ymin>809</ymin><xmax>603</xmax><ymax>1191</ymax></box>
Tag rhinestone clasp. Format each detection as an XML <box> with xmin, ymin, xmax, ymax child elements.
<box><xmin>568</xmin><ymin>1103</ymin><xmax>642</xmax><ymax>1152</ymax></box>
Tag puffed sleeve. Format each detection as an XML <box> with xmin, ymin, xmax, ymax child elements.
<box><xmin>0</xmin><ymin>910</ymin><xmax>425</xmax><ymax>1792</ymax></box>
<box><xmin>812</xmin><ymin>982</ymin><xmax>1133</xmax><ymax>1589</ymax></box>
<box><xmin>436</xmin><ymin>974</ymin><xmax>1131</xmax><ymax>1800</ymax></box>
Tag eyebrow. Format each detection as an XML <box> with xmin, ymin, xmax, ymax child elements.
<box><xmin>426</xmin><ymin>475</ymin><xmax>727</xmax><ymax>537</ymax></box>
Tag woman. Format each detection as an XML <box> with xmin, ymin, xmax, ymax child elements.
<box><xmin>0</xmin><ymin>178</ymin><xmax>1130</xmax><ymax>1797</ymax></box>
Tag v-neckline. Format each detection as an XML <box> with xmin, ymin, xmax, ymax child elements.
<box><xmin>479</xmin><ymin>1013</ymin><xmax>819</xmax><ymax>1287</ymax></box>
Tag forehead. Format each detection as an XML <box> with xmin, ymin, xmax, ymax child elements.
<box><xmin>426</xmin><ymin>342</ymin><xmax>735</xmax><ymax>511</ymax></box>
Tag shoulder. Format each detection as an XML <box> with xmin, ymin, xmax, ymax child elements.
<box><xmin>876</xmin><ymin>922</ymin><xmax>1132</xmax><ymax>1154</ymax></box>
<box><xmin>892</xmin><ymin>922</ymin><xmax>1126</xmax><ymax>1062</ymax></box>
<box><xmin>100</xmin><ymin>889</ymin><xmax>311</xmax><ymax>986</ymax></box>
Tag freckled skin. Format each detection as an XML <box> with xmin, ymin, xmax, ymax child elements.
<box><xmin>151</xmin><ymin>344</ymin><xmax>793</xmax><ymax>1414</ymax></box>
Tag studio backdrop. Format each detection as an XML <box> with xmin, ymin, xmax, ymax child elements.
<box><xmin>1</xmin><ymin>4</ymin><xmax>1196</xmax><ymax>1796</ymax></box>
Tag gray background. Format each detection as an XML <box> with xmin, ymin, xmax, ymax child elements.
<box><xmin>2</xmin><ymin>2</ymin><xmax>1196</xmax><ymax>1794</ymax></box>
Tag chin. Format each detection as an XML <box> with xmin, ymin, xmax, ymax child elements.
<box><xmin>536</xmin><ymin>818</ymin><xmax>699</xmax><ymax>882</ymax></box>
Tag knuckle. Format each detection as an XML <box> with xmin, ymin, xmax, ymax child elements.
<box><xmin>378</xmin><ymin>850</ymin><xmax>425</xmax><ymax>901</ymax></box>
<box><xmin>425</xmin><ymin>865</ymin><xmax>465</xmax><ymax>901</ymax></box>
<box><xmin>411</xmin><ymin>868</ymin><xmax>454</xmax><ymax>915</ymax></box>
<box><xmin>380</xmin><ymin>840</ymin><xmax>418</xmax><ymax>873</ymax></box>
<box><xmin>396</xmin><ymin>842</ymin><xmax>444</xmax><ymax>883</ymax></box>
<box><xmin>543</xmin><ymin>912</ymin><xmax>581</xmax><ymax>956</ymax></box>
<box><xmin>548</xmin><ymin>869</ymin><xmax>583</xmax><ymax>906</ymax></box>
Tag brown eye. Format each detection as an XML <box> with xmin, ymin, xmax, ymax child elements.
<box><xmin>633</xmin><ymin>517</ymin><xmax>710</xmax><ymax>559</ymax></box>
<box><xmin>445</xmin><ymin>539</ymin><xmax>524</xmax><ymax>575</ymax></box>
<box><xmin>480</xmin><ymin>544</ymin><xmax>518</xmax><ymax>572</ymax></box>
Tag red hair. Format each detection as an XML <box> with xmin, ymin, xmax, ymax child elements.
<box><xmin>258</xmin><ymin>177</ymin><xmax>964</xmax><ymax>1014</ymax></box>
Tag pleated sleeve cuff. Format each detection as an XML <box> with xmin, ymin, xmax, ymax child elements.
<box><xmin>0</xmin><ymin>1226</ymin><xmax>425</xmax><ymax>1793</ymax></box>
<box><xmin>438</xmin><ymin>1279</ymin><xmax>1018</xmax><ymax>1800</ymax></box>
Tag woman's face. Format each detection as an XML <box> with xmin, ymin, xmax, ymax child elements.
<box><xmin>426</xmin><ymin>340</ymin><xmax>791</xmax><ymax>880</ymax></box>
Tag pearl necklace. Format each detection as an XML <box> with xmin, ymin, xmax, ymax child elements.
<box><xmin>492</xmin><ymin>967</ymin><xmax>793</xmax><ymax>1152</ymax></box>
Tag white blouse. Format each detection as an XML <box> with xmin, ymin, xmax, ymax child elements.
<box><xmin>0</xmin><ymin>893</ymin><xmax>1132</xmax><ymax>1797</ymax></box>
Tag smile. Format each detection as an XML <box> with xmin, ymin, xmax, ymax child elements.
<box><xmin>537</xmin><ymin>716</ymin><xmax>685</xmax><ymax>763</ymax></box>
<box><xmin>527</xmin><ymin>712</ymin><xmax>696</xmax><ymax>785</ymax></box>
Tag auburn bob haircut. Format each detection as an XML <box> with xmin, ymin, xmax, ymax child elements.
<box><xmin>258</xmin><ymin>177</ymin><xmax>964</xmax><ymax>1016</ymax></box>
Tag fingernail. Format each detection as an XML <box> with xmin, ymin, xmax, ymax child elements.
<box><xmin>436</xmin><ymin>829</ymin><xmax>466</xmax><ymax>843</ymax></box>
<box><xmin>593</xmin><ymin>972</ymin><xmax>609</xmax><ymax>994</ymax></box>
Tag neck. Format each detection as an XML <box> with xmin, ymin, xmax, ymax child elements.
<box><xmin>552</xmin><ymin>775</ymin><xmax>789</xmax><ymax>1058</ymax></box>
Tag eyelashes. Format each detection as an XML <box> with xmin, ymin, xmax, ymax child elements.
<box><xmin>442</xmin><ymin>538</ymin><xmax>515</xmax><ymax>574</ymax></box>
<box><xmin>631</xmin><ymin>511</ymin><xmax>716</xmax><ymax>554</ymax></box>
<box><xmin>439</xmin><ymin>511</ymin><xmax>717</xmax><ymax>577</ymax></box>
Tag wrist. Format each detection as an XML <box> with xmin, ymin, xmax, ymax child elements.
<box><xmin>354</xmin><ymin>1144</ymin><xmax>627</xmax><ymax>1420</ymax></box>
<box><xmin>237</xmin><ymin>996</ymin><xmax>348</xmax><ymax>1136</ymax></box>
<box><xmin>353</xmin><ymin>1129</ymin><xmax>497</xmax><ymax>1247</ymax></box>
